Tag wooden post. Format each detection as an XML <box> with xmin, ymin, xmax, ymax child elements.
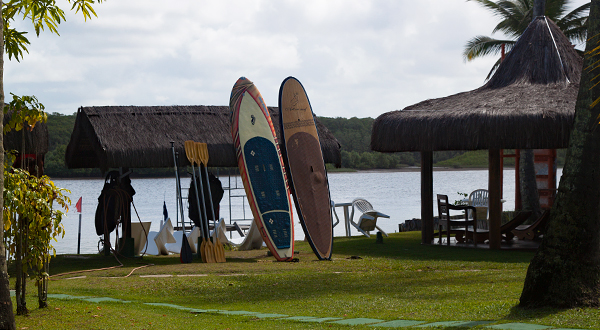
<box><xmin>421</xmin><ymin>151</ymin><xmax>434</xmax><ymax>244</ymax></box>
<box><xmin>489</xmin><ymin>149</ymin><xmax>503</xmax><ymax>249</ymax></box>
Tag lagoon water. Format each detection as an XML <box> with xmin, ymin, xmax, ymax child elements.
<box><xmin>51</xmin><ymin>168</ymin><xmax>562</xmax><ymax>255</ymax></box>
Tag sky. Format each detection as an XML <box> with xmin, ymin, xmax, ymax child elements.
<box><xmin>4</xmin><ymin>0</ymin><xmax>591</xmax><ymax>119</ymax></box>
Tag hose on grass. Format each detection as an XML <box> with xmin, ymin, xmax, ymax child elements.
<box><xmin>49</xmin><ymin>249</ymin><xmax>154</xmax><ymax>280</ymax></box>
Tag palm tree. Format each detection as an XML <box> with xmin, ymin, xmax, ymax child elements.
<box><xmin>465</xmin><ymin>0</ymin><xmax>590</xmax><ymax>79</ymax></box>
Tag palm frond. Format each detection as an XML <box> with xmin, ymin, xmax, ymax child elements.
<box><xmin>545</xmin><ymin>0</ymin><xmax>570</xmax><ymax>20</ymax></box>
<box><xmin>463</xmin><ymin>36</ymin><xmax>515</xmax><ymax>61</ymax></box>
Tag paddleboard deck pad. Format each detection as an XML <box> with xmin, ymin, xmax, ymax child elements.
<box><xmin>278</xmin><ymin>76</ymin><xmax>333</xmax><ymax>260</ymax></box>
<box><xmin>230</xmin><ymin>77</ymin><xmax>294</xmax><ymax>261</ymax></box>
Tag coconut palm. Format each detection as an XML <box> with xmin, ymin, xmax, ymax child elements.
<box><xmin>465</xmin><ymin>0</ymin><xmax>590</xmax><ymax>79</ymax></box>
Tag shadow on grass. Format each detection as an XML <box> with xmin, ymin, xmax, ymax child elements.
<box><xmin>331</xmin><ymin>232</ymin><xmax>535</xmax><ymax>264</ymax></box>
<box><xmin>504</xmin><ymin>304</ymin><xmax>564</xmax><ymax>324</ymax></box>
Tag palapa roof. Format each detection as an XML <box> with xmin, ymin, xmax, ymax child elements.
<box><xmin>3</xmin><ymin>110</ymin><xmax>49</xmax><ymax>155</ymax></box>
<box><xmin>65</xmin><ymin>105</ymin><xmax>341</xmax><ymax>171</ymax></box>
<box><xmin>371</xmin><ymin>17</ymin><xmax>583</xmax><ymax>152</ymax></box>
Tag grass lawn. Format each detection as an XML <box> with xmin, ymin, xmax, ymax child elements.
<box><xmin>8</xmin><ymin>231</ymin><xmax>600</xmax><ymax>329</ymax></box>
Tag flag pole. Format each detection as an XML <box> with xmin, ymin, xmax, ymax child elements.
<box><xmin>77</xmin><ymin>213</ymin><xmax>82</xmax><ymax>254</ymax></box>
<box><xmin>76</xmin><ymin>197</ymin><xmax>82</xmax><ymax>254</ymax></box>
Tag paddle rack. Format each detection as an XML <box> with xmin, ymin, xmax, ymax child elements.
<box><xmin>219</xmin><ymin>168</ymin><xmax>253</xmax><ymax>237</ymax></box>
<box><xmin>174</xmin><ymin>175</ymin><xmax>193</xmax><ymax>231</ymax></box>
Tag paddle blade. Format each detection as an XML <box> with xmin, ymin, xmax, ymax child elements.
<box><xmin>215</xmin><ymin>237</ymin><xmax>226</xmax><ymax>263</ymax></box>
<box><xmin>184</xmin><ymin>140</ymin><xmax>195</xmax><ymax>164</ymax></box>
<box><xmin>180</xmin><ymin>237</ymin><xmax>193</xmax><ymax>264</ymax></box>
<box><xmin>200</xmin><ymin>239</ymin><xmax>207</xmax><ymax>263</ymax></box>
<box><xmin>205</xmin><ymin>238</ymin><xmax>216</xmax><ymax>263</ymax></box>
<box><xmin>196</xmin><ymin>142</ymin><xmax>209</xmax><ymax>166</ymax></box>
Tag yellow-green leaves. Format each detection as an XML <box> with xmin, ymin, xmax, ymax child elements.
<box><xmin>4</xmin><ymin>93</ymin><xmax>46</xmax><ymax>134</ymax></box>
<box><xmin>3</xmin><ymin>0</ymin><xmax>103</xmax><ymax>61</ymax></box>
<box><xmin>68</xmin><ymin>0</ymin><xmax>100</xmax><ymax>22</ymax></box>
<box><xmin>4</xmin><ymin>167</ymin><xmax>70</xmax><ymax>280</ymax></box>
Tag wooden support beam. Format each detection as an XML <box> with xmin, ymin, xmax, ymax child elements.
<box><xmin>421</xmin><ymin>151</ymin><xmax>434</xmax><ymax>244</ymax></box>
<box><xmin>489</xmin><ymin>149</ymin><xmax>503</xmax><ymax>249</ymax></box>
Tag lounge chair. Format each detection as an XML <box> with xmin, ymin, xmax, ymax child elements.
<box><xmin>350</xmin><ymin>198</ymin><xmax>390</xmax><ymax>237</ymax></box>
<box><xmin>154</xmin><ymin>218</ymin><xmax>176</xmax><ymax>255</ymax></box>
<box><xmin>512</xmin><ymin>210</ymin><xmax>550</xmax><ymax>240</ymax></box>
<box><xmin>436</xmin><ymin>194</ymin><xmax>477</xmax><ymax>245</ymax></box>
<box><xmin>131</xmin><ymin>221</ymin><xmax>151</xmax><ymax>255</ymax></box>
<box><xmin>459</xmin><ymin>210</ymin><xmax>532</xmax><ymax>244</ymax></box>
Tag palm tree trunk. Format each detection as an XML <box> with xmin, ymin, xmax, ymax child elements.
<box><xmin>519</xmin><ymin>150</ymin><xmax>542</xmax><ymax>223</ymax></box>
<box><xmin>533</xmin><ymin>0</ymin><xmax>546</xmax><ymax>18</ymax></box>
<box><xmin>520</xmin><ymin>0</ymin><xmax>600</xmax><ymax>308</ymax></box>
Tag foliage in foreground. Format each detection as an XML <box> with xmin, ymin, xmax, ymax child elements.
<box><xmin>8</xmin><ymin>232</ymin><xmax>600</xmax><ymax>329</ymax></box>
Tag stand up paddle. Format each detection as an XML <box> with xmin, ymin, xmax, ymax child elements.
<box><xmin>171</xmin><ymin>142</ymin><xmax>192</xmax><ymax>264</ymax></box>
<box><xmin>184</xmin><ymin>141</ymin><xmax>207</xmax><ymax>262</ymax></box>
<box><xmin>193</xmin><ymin>142</ymin><xmax>215</xmax><ymax>263</ymax></box>
<box><xmin>197</xmin><ymin>142</ymin><xmax>226</xmax><ymax>263</ymax></box>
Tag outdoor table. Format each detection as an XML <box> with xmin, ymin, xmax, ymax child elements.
<box><xmin>333</xmin><ymin>202</ymin><xmax>354</xmax><ymax>237</ymax></box>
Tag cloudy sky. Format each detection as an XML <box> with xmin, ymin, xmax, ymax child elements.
<box><xmin>4</xmin><ymin>0</ymin><xmax>590</xmax><ymax>118</ymax></box>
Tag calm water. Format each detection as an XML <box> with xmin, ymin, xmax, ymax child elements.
<box><xmin>51</xmin><ymin>168</ymin><xmax>561</xmax><ymax>254</ymax></box>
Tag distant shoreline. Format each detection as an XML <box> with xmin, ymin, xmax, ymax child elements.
<box><xmin>50</xmin><ymin>166</ymin><xmax>524</xmax><ymax>180</ymax></box>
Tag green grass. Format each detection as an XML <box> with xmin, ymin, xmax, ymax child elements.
<box><xmin>8</xmin><ymin>232</ymin><xmax>600</xmax><ymax>329</ymax></box>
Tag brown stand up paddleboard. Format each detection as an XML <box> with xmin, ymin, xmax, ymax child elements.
<box><xmin>278</xmin><ymin>76</ymin><xmax>333</xmax><ymax>260</ymax></box>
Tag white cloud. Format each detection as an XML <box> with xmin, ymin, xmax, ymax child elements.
<box><xmin>3</xmin><ymin>0</ymin><xmax>591</xmax><ymax>118</ymax></box>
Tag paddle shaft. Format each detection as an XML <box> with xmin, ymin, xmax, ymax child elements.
<box><xmin>196</xmin><ymin>163</ymin><xmax>210</xmax><ymax>242</ymax></box>
<box><xmin>202</xmin><ymin>164</ymin><xmax>217</xmax><ymax>232</ymax></box>
<box><xmin>190</xmin><ymin>162</ymin><xmax>207</xmax><ymax>240</ymax></box>
<box><xmin>170</xmin><ymin>143</ymin><xmax>186</xmax><ymax>233</ymax></box>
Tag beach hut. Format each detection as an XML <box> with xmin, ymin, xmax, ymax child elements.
<box><xmin>4</xmin><ymin>110</ymin><xmax>49</xmax><ymax>176</ymax></box>
<box><xmin>370</xmin><ymin>17</ymin><xmax>582</xmax><ymax>249</ymax></box>
<box><xmin>65</xmin><ymin>105</ymin><xmax>341</xmax><ymax>171</ymax></box>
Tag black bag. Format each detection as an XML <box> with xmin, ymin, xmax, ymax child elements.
<box><xmin>188</xmin><ymin>170</ymin><xmax>224</xmax><ymax>227</ymax></box>
<box><xmin>95</xmin><ymin>171</ymin><xmax>136</xmax><ymax>236</ymax></box>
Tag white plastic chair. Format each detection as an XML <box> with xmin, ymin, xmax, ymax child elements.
<box><xmin>468</xmin><ymin>189</ymin><xmax>489</xmax><ymax>229</ymax></box>
<box><xmin>154</xmin><ymin>218</ymin><xmax>176</xmax><ymax>255</ymax></box>
<box><xmin>350</xmin><ymin>198</ymin><xmax>390</xmax><ymax>237</ymax></box>
<box><xmin>131</xmin><ymin>221</ymin><xmax>151</xmax><ymax>255</ymax></box>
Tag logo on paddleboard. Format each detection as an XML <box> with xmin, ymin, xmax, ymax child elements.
<box><xmin>251</xmin><ymin>114</ymin><xmax>256</xmax><ymax>125</ymax></box>
<box><xmin>286</xmin><ymin>92</ymin><xmax>307</xmax><ymax>111</ymax></box>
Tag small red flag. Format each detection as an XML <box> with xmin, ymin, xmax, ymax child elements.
<box><xmin>75</xmin><ymin>197</ymin><xmax>82</xmax><ymax>213</ymax></box>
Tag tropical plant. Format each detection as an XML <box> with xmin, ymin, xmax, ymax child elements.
<box><xmin>3</xmin><ymin>165</ymin><xmax>70</xmax><ymax>313</ymax></box>
<box><xmin>464</xmin><ymin>0</ymin><xmax>591</xmax><ymax>79</ymax></box>
<box><xmin>0</xmin><ymin>0</ymin><xmax>104</xmax><ymax>327</ymax></box>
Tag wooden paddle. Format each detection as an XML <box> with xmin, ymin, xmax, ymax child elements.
<box><xmin>196</xmin><ymin>142</ymin><xmax>225</xmax><ymax>263</ymax></box>
<box><xmin>194</xmin><ymin>142</ymin><xmax>216</xmax><ymax>263</ymax></box>
<box><xmin>184</xmin><ymin>140</ymin><xmax>206</xmax><ymax>263</ymax></box>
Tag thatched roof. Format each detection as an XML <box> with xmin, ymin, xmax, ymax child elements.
<box><xmin>3</xmin><ymin>110</ymin><xmax>49</xmax><ymax>155</ymax></box>
<box><xmin>371</xmin><ymin>17</ymin><xmax>582</xmax><ymax>152</ymax></box>
<box><xmin>65</xmin><ymin>105</ymin><xmax>341</xmax><ymax>171</ymax></box>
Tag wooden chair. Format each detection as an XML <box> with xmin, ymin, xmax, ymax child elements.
<box><xmin>436</xmin><ymin>194</ymin><xmax>477</xmax><ymax>245</ymax></box>
<box><xmin>512</xmin><ymin>210</ymin><xmax>550</xmax><ymax>240</ymax></box>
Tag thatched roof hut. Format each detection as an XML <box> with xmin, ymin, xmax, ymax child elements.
<box><xmin>3</xmin><ymin>110</ymin><xmax>49</xmax><ymax>155</ymax></box>
<box><xmin>65</xmin><ymin>105</ymin><xmax>341</xmax><ymax>171</ymax></box>
<box><xmin>371</xmin><ymin>17</ymin><xmax>581</xmax><ymax>152</ymax></box>
<box><xmin>370</xmin><ymin>17</ymin><xmax>583</xmax><ymax>249</ymax></box>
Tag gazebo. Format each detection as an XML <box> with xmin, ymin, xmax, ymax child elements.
<box><xmin>65</xmin><ymin>105</ymin><xmax>341</xmax><ymax>171</ymax></box>
<box><xmin>371</xmin><ymin>17</ymin><xmax>582</xmax><ymax>249</ymax></box>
